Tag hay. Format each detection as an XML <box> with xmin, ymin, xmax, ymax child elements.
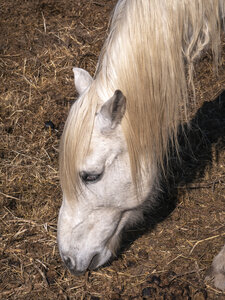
<box><xmin>0</xmin><ymin>0</ymin><xmax>224</xmax><ymax>299</ymax></box>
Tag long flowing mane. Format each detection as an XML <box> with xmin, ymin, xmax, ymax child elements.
<box><xmin>60</xmin><ymin>0</ymin><xmax>224</xmax><ymax>200</ymax></box>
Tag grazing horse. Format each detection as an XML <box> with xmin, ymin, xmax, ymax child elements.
<box><xmin>57</xmin><ymin>0</ymin><xmax>225</xmax><ymax>290</ymax></box>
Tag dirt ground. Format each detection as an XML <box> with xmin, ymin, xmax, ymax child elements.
<box><xmin>0</xmin><ymin>1</ymin><xmax>225</xmax><ymax>299</ymax></box>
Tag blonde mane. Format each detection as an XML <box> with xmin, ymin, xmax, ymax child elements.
<box><xmin>60</xmin><ymin>0</ymin><xmax>224</xmax><ymax>200</ymax></box>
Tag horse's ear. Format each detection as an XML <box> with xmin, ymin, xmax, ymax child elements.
<box><xmin>98</xmin><ymin>90</ymin><xmax>126</xmax><ymax>131</ymax></box>
<box><xmin>73</xmin><ymin>67</ymin><xmax>93</xmax><ymax>95</ymax></box>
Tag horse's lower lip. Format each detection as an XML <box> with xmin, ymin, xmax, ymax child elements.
<box><xmin>69</xmin><ymin>268</ymin><xmax>85</xmax><ymax>276</ymax></box>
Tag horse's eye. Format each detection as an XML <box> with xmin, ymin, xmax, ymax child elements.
<box><xmin>80</xmin><ymin>172</ymin><xmax>102</xmax><ymax>184</ymax></box>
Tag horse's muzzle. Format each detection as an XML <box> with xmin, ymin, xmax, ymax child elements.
<box><xmin>62</xmin><ymin>252</ymin><xmax>100</xmax><ymax>275</ymax></box>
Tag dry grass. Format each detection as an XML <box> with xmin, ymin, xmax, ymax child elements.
<box><xmin>0</xmin><ymin>1</ymin><xmax>224</xmax><ymax>299</ymax></box>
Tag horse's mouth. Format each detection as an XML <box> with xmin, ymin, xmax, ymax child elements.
<box><xmin>88</xmin><ymin>253</ymin><xmax>100</xmax><ymax>270</ymax></box>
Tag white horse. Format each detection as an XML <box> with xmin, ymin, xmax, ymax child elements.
<box><xmin>57</xmin><ymin>0</ymin><xmax>225</xmax><ymax>290</ymax></box>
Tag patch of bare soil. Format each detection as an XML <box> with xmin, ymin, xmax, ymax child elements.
<box><xmin>0</xmin><ymin>1</ymin><xmax>224</xmax><ymax>299</ymax></box>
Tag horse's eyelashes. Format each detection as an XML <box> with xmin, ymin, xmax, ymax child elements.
<box><xmin>80</xmin><ymin>172</ymin><xmax>102</xmax><ymax>184</ymax></box>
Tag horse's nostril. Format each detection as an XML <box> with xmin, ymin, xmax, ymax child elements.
<box><xmin>63</xmin><ymin>255</ymin><xmax>75</xmax><ymax>270</ymax></box>
<box><xmin>62</xmin><ymin>255</ymin><xmax>84</xmax><ymax>275</ymax></box>
<box><xmin>88</xmin><ymin>253</ymin><xmax>100</xmax><ymax>270</ymax></box>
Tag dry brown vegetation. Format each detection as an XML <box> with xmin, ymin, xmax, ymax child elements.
<box><xmin>0</xmin><ymin>1</ymin><xmax>225</xmax><ymax>299</ymax></box>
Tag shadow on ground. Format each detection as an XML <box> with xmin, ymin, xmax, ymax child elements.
<box><xmin>120</xmin><ymin>91</ymin><xmax>225</xmax><ymax>253</ymax></box>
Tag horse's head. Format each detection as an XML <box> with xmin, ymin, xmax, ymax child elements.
<box><xmin>57</xmin><ymin>68</ymin><xmax>146</xmax><ymax>274</ymax></box>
